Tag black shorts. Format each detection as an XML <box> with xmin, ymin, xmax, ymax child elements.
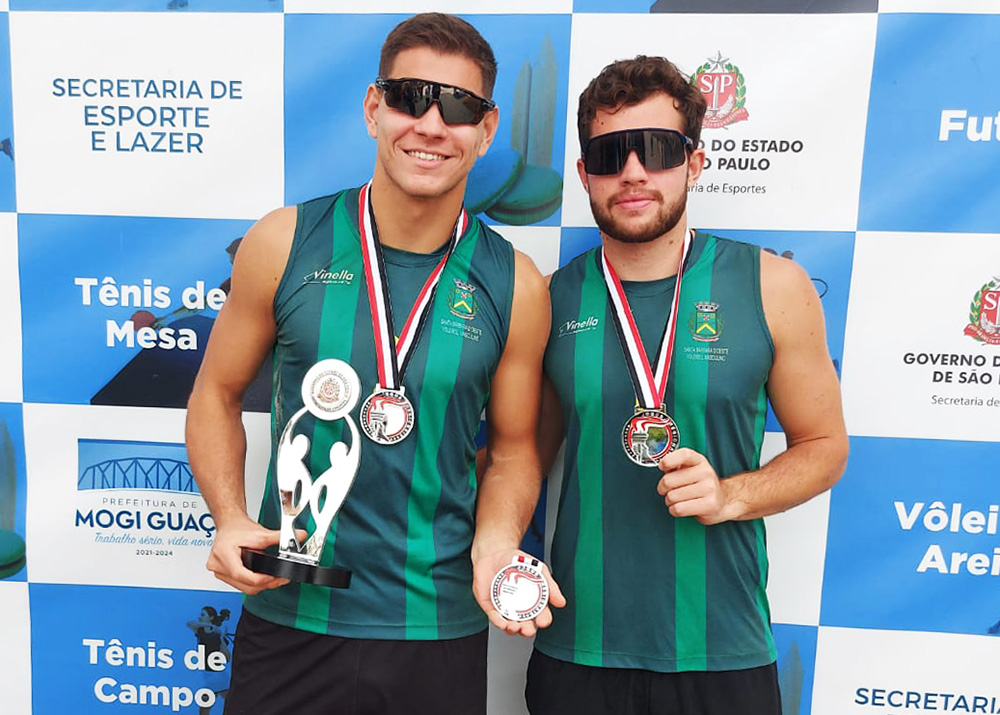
<box><xmin>525</xmin><ymin>649</ymin><xmax>782</xmax><ymax>715</ymax></box>
<box><xmin>223</xmin><ymin>609</ymin><xmax>487</xmax><ymax>715</ymax></box>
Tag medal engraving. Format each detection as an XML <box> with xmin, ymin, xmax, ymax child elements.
<box><xmin>303</xmin><ymin>363</ymin><xmax>356</xmax><ymax>419</ymax></box>
<box><xmin>360</xmin><ymin>388</ymin><xmax>415</xmax><ymax>445</ymax></box>
<box><xmin>621</xmin><ymin>408</ymin><xmax>681</xmax><ymax>467</ymax></box>
<box><xmin>490</xmin><ymin>556</ymin><xmax>550</xmax><ymax>622</ymax></box>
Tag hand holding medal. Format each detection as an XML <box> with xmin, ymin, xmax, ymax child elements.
<box><xmin>656</xmin><ymin>447</ymin><xmax>734</xmax><ymax>525</ymax></box>
<box><xmin>490</xmin><ymin>555</ymin><xmax>550</xmax><ymax>623</ymax></box>
<box><xmin>474</xmin><ymin>550</ymin><xmax>564</xmax><ymax>637</ymax></box>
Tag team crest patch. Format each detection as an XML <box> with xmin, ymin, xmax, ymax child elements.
<box><xmin>692</xmin><ymin>52</ymin><xmax>749</xmax><ymax>129</ymax></box>
<box><xmin>448</xmin><ymin>279</ymin><xmax>479</xmax><ymax>320</ymax></box>
<box><xmin>964</xmin><ymin>276</ymin><xmax>1000</xmax><ymax>345</ymax></box>
<box><xmin>690</xmin><ymin>301</ymin><xmax>723</xmax><ymax>343</ymax></box>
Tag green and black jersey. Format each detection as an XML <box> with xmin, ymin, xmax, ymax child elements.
<box><xmin>245</xmin><ymin>187</ymin><xmax>515</xmax><ymax>640</ymax></box>
<box><xmin>536</xmin><ymin>233</ymin><xmax>777</xmax><ymax>672</ymax></box>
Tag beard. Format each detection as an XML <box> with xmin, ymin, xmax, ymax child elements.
<box><xmin>590</xmin><ymin>185</ymin><xmax>687</xmax><ymax>245</ymax></box>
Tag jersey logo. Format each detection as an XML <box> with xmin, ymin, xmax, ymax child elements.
<box><xmin>693</xmin><ymin>52</ymin><xmax>749</xmax><ymax>129</ymax></box>
<box><xmin>447</xmin><ymin>279</ymin><xmax>479</xmax><ymax>320</ymax></box>
<box><xmin>690</xmin><ymin>301</ymin><xmax>723</xmax><ymax>342</ymax></box>
<box><xmin>557</xmin><ymin>315</ymin><xmax>600</xmax><ymax>338</ymax></box>
<box><xmin>302</xmin><ymin>267</ymin><xmax>354</xmax><ymax>286</ymax></box>
<box><xmin>964</xmin><ymin>276</ymin><xmax>1000</xmax><ymax>345</ymax></box>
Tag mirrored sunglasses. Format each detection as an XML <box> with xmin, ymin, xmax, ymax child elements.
<box><xmin>375</xmin><ymin>77</ymin><xmax>496</xmax><ymax>126</ymax></box>
<box><xmin>582</xmin><ymin>128</ymin><xmax>694</xmax><ymax>176</ymax></box>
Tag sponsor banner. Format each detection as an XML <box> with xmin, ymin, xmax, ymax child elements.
<box><xmin>812</xmin><ymin>626</ymin><xmax>1000</xmax><ymax>715</ymax></box>
<box><xmin>9</xmin><ymin>11</ymin><xmax>283</xmax><ymax>219</ymax></box>
<box><xmin>557</xmin><ymin>226</ymin><xmax>601</xmax><ymax>268</ymax></box>
<box><xmin>773</xmin><ymin>623</ymin><xmax>819</xmax><ymax>715</ymax></box>
<box><xmin>575</xmin><ymin>0</ymin><xmax>876</xmax><ymax>9</ymax></box>
<box><xmin>17</xmin><ymin>213</ymin><xmax>267</xmax><ymax>410</ymax></box>
<box><xmin>880</xmin><ymin>0</ymin><xmax>1000</xmax><ymax>12</ymax></box>
<box><xmin>0</xmin><ymin>402</ymin><xmax>26</xmax><ymax>582</ymax></box>
<box><xmin>841</xmin><ymin>231</ymin><xmax>1000</xmax><ymax>442</ymax></box>
<box><xmin>22</xmin><ymin>403</ymin><xmax>270</xmax><ymax>590</ymax></box>
<box><xmin>0</xmin><ymin>582</ymin><xmax>32</xmax><ymax>714</ymax></box>
<box><xmin>11</xmin><ymin>0</ymin><xmax>281</xmax><ymax>10</ymax></box>
<box><xmin>0</xmin><ymin>14</ymin><xmax>15</xmax><ymax>213</ymax></box>
<box><xmin>859</xmin><ymin>14</ymin><xmax>1000</xmax><ymax>233</ymax></box>
<box><xmin>822</xmin><ymin>436</ymin><xmax>1000</xmax><ymax>635</ymax></box>
<box><xmin>30</xmin><ymin>583</ymin><xmax>241</xmax><ymax>715</ymax></box>
<box><xmin>0</xmin><ymin>214</ymin><xmax>21</xmax><ymax>403</ymax></box>
<box><xmin>286</xmin><ymin>0</ymin><xmax>572</xmax><ymax>12</ymax></box>
<box><xmin>283</xmin><ymin>13</ymin><xmax>571</xmax><ymax>227</ymax></box>
<box><xmin>708</xmin><ymin>228</ymin><xmax>854</xmax><ymax>432</ymax></box>
<box><xmin>762</xmin><ymin>432</ymin><xmax>830</xmax><ymax>628</ymax></box>
<box><xmin>501</xmin><ymin>226</ymin><xmax>562</xmax><ymax>275</ymax></box>
<box><xmin>564</xmin><ymin>13</ymin><xmax>876</xmax><ymax>231</ymax></box>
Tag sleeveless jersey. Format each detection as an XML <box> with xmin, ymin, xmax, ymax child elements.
<box><xmin>245</xmin><ymin>188</ymin><xmax>515</xmax><ymax>640</ymax></box>
<box><xmin>536</xmin><ymin>233</ymin><xmax>777</xmax><ymax>672</ymax></box>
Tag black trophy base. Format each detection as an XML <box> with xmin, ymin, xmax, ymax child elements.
<box><xmin>241</xmin><ymin>547</ymin><xmax>352</xmax><ymax>589</ymax></box>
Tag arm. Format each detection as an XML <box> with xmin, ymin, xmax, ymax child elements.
<box><xmin>536</xmin><ymin>273</ymin><xmax>566</xmax><ymax>476</ymax></box>
<box><xmin>185</xmin><ymin>206</ymin><xmax>297</xmax><ymax>594</ymax></box>
<box><xmin>657</xmin><ymin>251</ymin><xmax>848</xmax><ymax>524</ymax></box>
<box><xmin>471</xmin><ymin>251</ymin><xmax>565</xmax><ymax>637</ymax></box>
<box><xmin>475</xmin><ymin>276</ymin><xmax>564</xmax><ymax>480</ymax></box>
<box><xmin>537</xmin><ymin>375</ymin><xmax>565</xmax><ymax>477</ymax></box>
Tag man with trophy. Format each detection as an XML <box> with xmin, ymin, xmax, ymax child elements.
<box><xmin>186</xmin><ymin>13</ymin><xmax>561</xmax><ymax>714</ymax></box>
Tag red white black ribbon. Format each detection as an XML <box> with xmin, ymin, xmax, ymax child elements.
<box><xmin>600</xmin><ymin>226</ymin><xmax>692</xmax><ymax>409</ymax></box>
<box><xmin>358</xmin><ymin>181</ymin><xmax>468</xmax><ymax>390</ymax></box>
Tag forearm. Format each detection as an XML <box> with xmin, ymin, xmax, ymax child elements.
<box><xmin>721</xmin><ymin>432</ymin><xmax>848</xmax><ymax>521</ymax></box>
<box><xmin>186</xmin><ymin>383</ymin><xmax>253</xmax><ymax>528</ymax></box>
<box><xmin>472</xmin><ymin>451</ymin><xmax>542</xmax><ymax>561</ymax></box>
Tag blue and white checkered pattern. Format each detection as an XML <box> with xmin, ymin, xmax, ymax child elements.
<box><xmin>1</xmin><ymin>3</ymin><xmax>999</xmax><ymax>713</ymax></box>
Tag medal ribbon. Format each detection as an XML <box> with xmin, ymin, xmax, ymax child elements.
<box><xmin>358</xmin><ymin>181</ymin><xmax>468</xmax><ymax>390</ymax></box>
<box><xmin>600</xmin><ymin>226</ymin><xmax>692</xmax><ymax>409</ymax></box>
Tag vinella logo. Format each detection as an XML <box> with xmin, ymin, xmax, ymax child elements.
<box><xmin>558</xmin><ymin>316</ymin><xmax>599</xmax><ymax>338</ymax></box>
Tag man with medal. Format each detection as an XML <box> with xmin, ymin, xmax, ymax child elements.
<box><xmin>186</xmin><ymin>13</ymin><xmax>561</xmax><ymax>715</ymax></box>
<box><xmin>526</xmin><ymin>56</ymin><xmax>849</xmax><ymax>714</ymax></box>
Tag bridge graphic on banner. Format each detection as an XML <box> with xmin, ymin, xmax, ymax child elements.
<box><xmin>77</xmin><ymin>458</ymin><xmax>199</xmax><ymax>493</ymax></box>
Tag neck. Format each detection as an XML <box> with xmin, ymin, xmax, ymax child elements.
<box><xmin>601</xmin><ymin>218</ymin><xmax>690</xmax><ymax>282</ymax></box>
<box><xmin>369</xmin><ymin>170</ymin><xmax>466</xmax><ymax>253</ymax></box>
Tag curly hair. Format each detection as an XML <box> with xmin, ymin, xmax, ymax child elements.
<box><xmin>577</xmin><ymin>55</ymin><xmax>707</xmax><ymax>152</ymax></box>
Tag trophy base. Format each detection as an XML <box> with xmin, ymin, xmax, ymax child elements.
<box><xmin>241</xmin><ymin>547</ymin><xmax>352</xmax><ymax>589</ymax></box>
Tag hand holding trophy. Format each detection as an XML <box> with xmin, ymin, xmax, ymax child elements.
<box><xmin>241</xmin><ymin>359</ymin><xmax>361</xmax><ymax>588</ymax></box>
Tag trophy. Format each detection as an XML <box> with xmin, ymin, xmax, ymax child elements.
<box><xmin>241</xmin><ymin>359</ymin><xmax>361</xmax><ymax>588</ymax></box>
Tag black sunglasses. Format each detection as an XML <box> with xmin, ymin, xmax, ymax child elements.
<box><xmin>375</xmin><ymin>77</ymin><xmax>496</xmax><ymax>126</ymax></box>
<box><xmin>582</xmin><ymin>128</ymin><xmax>694</xmax><ymax>176</ymax></box>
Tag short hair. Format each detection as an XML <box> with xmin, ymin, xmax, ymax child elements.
<box><xmin>577</xmin><ymin>55</ymin><xmax>707</xmax><ymax>152</ymax></box>
<box><xmin>379</xmin><ymin>13</ymin><xmax>498</xmax><ymax>98</ymax></box>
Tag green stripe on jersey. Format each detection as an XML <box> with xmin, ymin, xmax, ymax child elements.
<box><xmin>671</xmin><ymin>235</ymin><xmax>716</xmax><ymax>669</ymax></box>
<box><xmin>571</xmin><ymin>255</ymin><xmax>607</xmax><ymax>665</ymax></box>
<box><xmin>752</xmin><ymin>385</ymin><xmax>777</xmax><ymax>661</ymax></box>
<box><xmin>404</xmin><ymin>225</ymin><xmax>481</xmax><ymax>638</ymax></box>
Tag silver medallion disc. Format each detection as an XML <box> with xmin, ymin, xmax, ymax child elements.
<box><xmin>301</xmin><ymin>360</ymin><xmax>360</xmax><ymax>422</ymax></box>
<box><xmin>621</xmin><ymin>408</ymin><xmax>680</xmax><ymax>467</ymax></box>
<box><xmin>359</xmin><ymin>388</ymin><xmax>415</xmax><ymax>444</ymax></box>
<box><xmin>490</xmin><ymin>556</ymin><xmax>549</xmax><ymax>622</ymax></box>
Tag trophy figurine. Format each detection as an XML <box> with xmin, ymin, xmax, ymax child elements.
<box><xmin>241</xmin><ymin>359</ymin><xmax>362</xmax><ymax>588</ymax></box>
